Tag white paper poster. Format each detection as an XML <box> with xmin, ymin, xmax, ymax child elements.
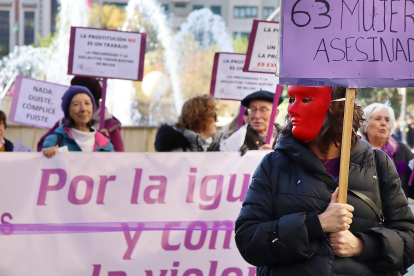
<box><xmin>68</xmin><ymin>27</ymin><xmax>146</xmax><ymax>81</ymax></box>
<box><xmin>8</xmin><ymin>76</ymin><xmax>67</xmax><ymax>129</ymax></box>
<box><xmin>244</xmin><ymin>20</ymin><xmax>280</xmax><ymax>74</ymax></box>
<box><xmin>210</xmin><ymin>52</ymin><xmax>278</xmax><ymax>101</ymax></box>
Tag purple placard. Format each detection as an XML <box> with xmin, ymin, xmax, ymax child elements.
<box><xmin>244</xmin><ymin>20</ymin><xmax>279</xmax><ymax>74</ymax></box>
<box><xmin>68</xmin><ymin>27</ymin><xmax>147</xmax><ymax>81</ymax></box>
<box><xmin>9</xmin><ymin>76</ymin><xmax>68</xmax><ymax>129</ymax></box>
<box><xmin>280</xmin><ymin>0</ymin><xmax>414</xmax><ymax>87</ymax></box>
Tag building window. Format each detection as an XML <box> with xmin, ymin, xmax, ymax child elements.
<box><xmin>0</xmin><ymin>11</ymin><xmax>10</xmax><ymax>58</ymax></box>
<box><xmin>51</xmin><ymin>0</ymin><xmax>59</xmax><ymax>33</ymax></box>
<box><xmin>161</xmin><ymin>4</ymin><xmax>169</xmax><ymax>12</ymax></box>
<box><xmin>263</xmin><ymin>7</ymin><xmax>275</xmax><ymax>20</ymax></box>
<box><xmin>193</xmin><ymin>5</ymin><xmax>203</xmax><ymax>10</ymax></box>
<box><xmin>233</xmin><ymin>32</ymin><xmax>251</xmax><ymax>39</ymax></box>
<box><xmin>174</xmin><ymin>4</ymin><xmax>186</xmax><ymax>8</ymax></box>
<box><xmin>24</xmin><ymin>11</ymin><xmax>35</xmax><ymax>45</ymax></box>
<box><xmin>234</xmin><ymin>6</ymin><xmax>258</xmax><ymax>18</ymax></box>
<box><xmin>211</xmin><ymin>6</ymin><xmax>221</xmax><ymax>15</ymax></box>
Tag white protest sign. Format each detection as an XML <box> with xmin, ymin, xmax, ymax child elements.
<box><xmin>68</xmin><ymin>27</ymin><xmax>147</xmax><ymax>81</ymax></box>
<box><xmin>244</xmin><ymin>20</ymin><xmax>280</xmax><ymax>74</ymax></box>
<box><xmin>0</xmin><ymin>151</ymin><xmax>267</xmax><ymax>275</ymax></box>
<box><xmin>210</xmin><ymin>52</ymin><xmax>278</xmax><ymax>101</ymax></box>
<box><xmin>8</xmin><ymin>76</ymin><xmax>67</xmax><ymax>129</ymax></box>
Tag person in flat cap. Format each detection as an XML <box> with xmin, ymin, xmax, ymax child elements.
<box><xmin>220</xmin><ymin>90</ymin><xmax>283</xmax><ymax>155</ymax></box>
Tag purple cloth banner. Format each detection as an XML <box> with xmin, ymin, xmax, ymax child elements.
<box><xmin>0</xmin><ymin>221</ymin><xmax>234</xmax><ymax>235</ymax></box>
<box><xmin>280</xmin><ymin>0</ymin><xmax>414</xmax><ymax>87</ymax></box>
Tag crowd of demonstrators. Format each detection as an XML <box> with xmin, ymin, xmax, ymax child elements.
<box><xmin>0</xmin><ymin>110</ymin><xmax>13</xmax><ymax>152</ymax></box>
<box><xmin>360</xmin><ymin>103</ymin><xmax>414</xmax><ymax>198</ymax></box>
<box><xmin>42</xmin><ymin>86</ymin><xmax>114</xmax><ymax>158</ymax></box>
<box><xmin>154</xmin><ymin>94</ymin><xmax>222</xmax><ymax>152</ymax></box>
<box><xmin>38</xmin><ymin>77</ymin><xmax>124</xmax><ymax>152</ymax></box>
<box><xmin>220</xmin><ymin>90</ymin><xmax>283</xmax><ymax>155</ymax></box>
<box><xmin>235</xmin><ymin>86</ymin><xmax>414</xmax><ymax>276</ymax></box>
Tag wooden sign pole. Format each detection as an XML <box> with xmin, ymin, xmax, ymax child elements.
<box><xmin>99</xmin><ymin>78</ymin><xmax>108</xmax><ymax>130</ymax></box>
<box><xmin>338</xmin><ymin>88</ymin><xmax>356</xmax><ymax>203</ymax></box>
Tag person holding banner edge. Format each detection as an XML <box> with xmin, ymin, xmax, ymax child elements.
<box><xmin>0</xmin><ymin>110</ymin><xmax>13</xmax><ymax>152</ymax></box>
<box><xmin>220</xmin><ymin>90</ymin><xmax>283</xmax><ymax>155</ymax></box>
<box><xmin>235</xmin><ymin>86</ymin><xmax>414</xmax><ymax>276</ymax></box>
<box><xmin>37</xmin><ymin>77</ymin><xmax>124</xmax><ymax>152</ymax></box>
<box><xmin>42</xmin><ymin>86</ymin><xmax>114</xmax><ymax>158</ymax></box>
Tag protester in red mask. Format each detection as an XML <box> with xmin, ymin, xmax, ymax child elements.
<box><xmin>235</xmin><ymin>86</ymin><xmax>414</xmax><ymax>276</ymax></box>
<box><xmin>288</xmin><ymin>86</ymin><xmax>331</xmax><ymax>142</ymax></box>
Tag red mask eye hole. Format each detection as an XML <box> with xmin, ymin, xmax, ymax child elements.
<box><xmin>302</xmin><ymin>98</ymin><xmax>313</xmax><ymax>103</ymax></box>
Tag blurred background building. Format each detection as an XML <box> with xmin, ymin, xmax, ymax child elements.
<box><xmin>0</xmin><ymin>0</ymin><xmax>281</xmax><ymax>58</ymax></box>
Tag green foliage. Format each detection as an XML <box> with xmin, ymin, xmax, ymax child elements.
<box><xmin>232</xmin><ymin>36</ymin><xmax>249</xmax><ymax>54</ymax></box>
<box><xmin>36</xmin><ymin>32</ymin><xmax>59</xmax><ymax>48</ymax></box>
<box><xmin>358</xmin><ymin>88</ymin><xmax>402</xmax><ymax>118</ymax></box>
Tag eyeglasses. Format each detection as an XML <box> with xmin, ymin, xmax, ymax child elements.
<box><xmin>247</xmin><ymin>108</ymin><xmax>271</xmax><ymax>115</ymax></box>
<box><xmin>213</xmin><ymin>113</ymin><xmax>218</xmax><ymax>121</ymax></box>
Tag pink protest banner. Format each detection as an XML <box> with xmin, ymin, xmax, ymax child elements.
<box><xmin>279</xmin><ymin>0</ymin><xmax>414</xmax><ymax>87</ymax></box>
<box><xmin>210</xmin><ymin>52</ymin><xmax>278</xmax><ymax>101</ymax></box>
<box><xmin>244</xmin><ymin>20</ymin><xmax>280</xmax><ymax>74</ymax></box>
<box><xmin>68</xmin><ymin>27</ymin><xmax>146</xmax><ymax>81</ymax></box>
<box><xmin>0</xmin><ymin>151</ymin><xmax>266</xmax><ymax>275</ymax></box>
<box><xmin>8</xmin><ymin>76</ymin><xmax>67</xmax><ymax>129</ymax></box>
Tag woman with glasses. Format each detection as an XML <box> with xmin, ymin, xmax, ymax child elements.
<box><xmin>0</xmin><ymin>110</ymin><xmax>13</xmax><ymax>152</ymax></box>
<box><xmin>155</xmin><ymin>94</ymin><xmax>222</xmax><ymax>152</ymax></box>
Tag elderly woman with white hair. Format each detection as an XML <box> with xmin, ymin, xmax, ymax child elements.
<box><xmin>360</xmin><ymin>103</ymin><xmax>414</xmax><ymax>198</ymax></box>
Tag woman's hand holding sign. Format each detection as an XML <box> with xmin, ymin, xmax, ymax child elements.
<box><xmin>318</xmin><ymin>188</ymin><xmax>354</xmax><ymax>233</ymax></box>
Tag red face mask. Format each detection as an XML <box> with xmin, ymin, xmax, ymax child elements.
<box><xmin>287</xmin><ymin>86</ymin><xmax>331</xmax><ymax>142</ymax></box>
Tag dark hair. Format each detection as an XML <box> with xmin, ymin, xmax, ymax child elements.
<box><xmin>70</xmin><ymin>77</ymin><xmax>102</xmax><ymax>106</ymax></box>
<box><xmin>283</xmin><ymin>87</ymin><xmax>365</xmax><ymax>153</ymax></box>
<box><xmin>177</xmin><ymin>95</ymin><xmax>217</xmax><ymax>133</ymax></box>
<box><xmin>66</xmin><ymin>116</ymin><xmax>96</xmax><ymax>129</ymax></box>
<box><xmin>0</xmin><ymin>110</ymin><xmax>7</xmax><ymax>129</ymax></box>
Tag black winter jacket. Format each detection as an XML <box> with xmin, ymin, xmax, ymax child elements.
<box><xmin>154</xmin><ymin>124</ymin><xmax>222</xmax><ymax>152</ymax></box>
<box><xmin>235</xmin><ymin>133</ymin><xmax>414</xmax><ymax>276</ymax></box>
<box><xmin>4</xmin><ymin>138</ymin><xmax>13</xmax><ymax>152</ymax></box>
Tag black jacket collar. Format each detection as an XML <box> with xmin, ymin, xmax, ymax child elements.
<box><xmin>275</xmin><ymin>132</ymin><xmax>372</xmax><ymax>174</ymax></box>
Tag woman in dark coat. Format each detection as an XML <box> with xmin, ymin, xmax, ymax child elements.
<box><xmin>235</xmin><ymin>86</ymin><xmax>414</xmax><ymax>276</ymax></box>
<box><xmin>0</xmin><ymin>110</ymin><xmax>13</xmax><ymax>152</ymax></box>
<box><xmin>155</xmin><ymin>94</ymin><xmax>222</xmax><ymax>152</ymax></box>
<box><xmin>360</xmin><ymin>103</ymin><xmax>414</xmax><ymax>199</ymax></box>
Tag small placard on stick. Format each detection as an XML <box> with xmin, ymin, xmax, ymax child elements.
<box><xmin>8</xmin><ymin>76</ymin><xmax>67</xmax><ymax>129</ymax></box>
<box><xmin>244</xmin><ymin>20</ymin><xmax>280</xmax><ymax>74</ymax></box>
<box><xmin>68</xmin><ymin>27</ymin><xmax>147</xmax><ymax>81</ymax></box>
<box><xmin>210</xmin><ymin>52</ymin><xmax>279</xmax><ymax>101</ymax></box>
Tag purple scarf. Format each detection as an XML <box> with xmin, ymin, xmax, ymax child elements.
<box><xmin>380</xmin><ymin>136</ymin><xmax>407</xmax><ymax>179</ymax></box>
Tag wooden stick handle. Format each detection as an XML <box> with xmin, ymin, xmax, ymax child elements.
<box><xmin>32</xmin><ymin>127</ymin><xmax>38</xmax><ymax>150</ymax></box>
<box><xmin>338</xmin><ymin>88</ymin><xmax>356</xmax><ymax>204</ymax></box>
